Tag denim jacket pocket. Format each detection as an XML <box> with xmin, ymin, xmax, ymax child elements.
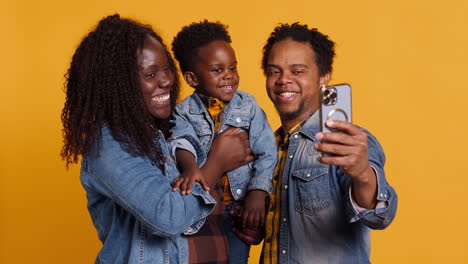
<box><xmin>224</xmin><ymin>113</ymin><xmax>251</xmax><ymax>130</ymax></box>
<box><xmin>292</xmin><ymin>165</ymin><xmax>330</xmax><ymax>215</ymax></box>
<box><xmin>192</xmin><ymin>120</ymin><xmax>212</xmax><ymax>148</ymax></box>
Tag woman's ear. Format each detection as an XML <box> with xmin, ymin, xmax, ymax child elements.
<box><xmin>183</xmin><ymin>72</ymin><xmax>198</xmax><ymax>87</ymax></box>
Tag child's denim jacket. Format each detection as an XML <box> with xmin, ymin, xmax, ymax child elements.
<box><xmin>170</xmin><ymin>91</ymin><xmax>277</xmax><ymax>199</ymax></box>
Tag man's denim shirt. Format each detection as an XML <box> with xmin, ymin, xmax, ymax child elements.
<box><xmin>170</xmin><ymin>91</ymin><xmax>277</xmax><ymax>199</ymax></box>
<box><xmin>277</xmin><ymin>112</ymin><xmax>397</xmax><ymax>264</ymax></box>
<box><xmin>80</xmin><ymin>127</ymin><xmax>216</xmax><ymax>264</ymax></box>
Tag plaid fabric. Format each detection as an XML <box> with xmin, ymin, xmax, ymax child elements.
<box><xmin>187</xmin><ymin>182</ymin><xmax>229</xmax><ymax>264</ymax></box>
<box><xmin>262</xmin><ymin>123</ymin><xmax>303</xmax><ymax>264</ymax></box>
<box><xmin>186</xmin><ymin>94</ymin><xmax>230</xmax><ymax>264</ymax></box>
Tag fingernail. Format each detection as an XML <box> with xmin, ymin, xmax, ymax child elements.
<box><xmin>314</xmin><ymin>144</ymin><xmax>319</xmax><ymax>150</ymax></box>
<box><xmin>315</xmin><ymin>133</ymin><xmax>323</xmax><ymax>140</ymax></box>
<box><xmin>326</xmin><ymin>120</ymin><xmax>334</xmax><ymax>126</ymax></box>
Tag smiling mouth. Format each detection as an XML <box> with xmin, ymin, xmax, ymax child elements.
<box><xmin>219</xmin><ymin>85</ymin><xmax>236</xmax><ymax>92</ymax></box>
<box><xmin>278</xmin><ymin>92</ymin><xmax>298</xmax><ymax>97</ymax></box>
<box><xmin>151</xmin><ymin>94</ymin><xmax>170</xmax><ymax>103</ymax></box>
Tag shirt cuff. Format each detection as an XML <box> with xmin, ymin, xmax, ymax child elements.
<box><xmin>170</xmin><ymin>138</ymin><xmax>198</xmax><ymax>163</ymax></box>
<box><xmin>349</xmin><ymin>165</ymin><xmax>387</xmax><ymax>213</ymax></box>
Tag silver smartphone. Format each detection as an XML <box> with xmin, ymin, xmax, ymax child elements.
<box><xmin>319</xmin><ymin>83</ymin><xmax>352</xmax><ymax>134</ymax></box>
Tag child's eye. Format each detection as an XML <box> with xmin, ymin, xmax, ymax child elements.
<box><xmin>211</xmin><ymin>68</ymin><xmax>222</xmax><ymax>73</ymax></box>
<box><xmin>229</xmin><ymin>66</ymin><xmax>237</xmax><ymax>71</ymax></box>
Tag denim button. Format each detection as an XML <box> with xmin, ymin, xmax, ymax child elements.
<box><xmin>306</xmin><ymin>173</ymin><xmax>311</xmax><ymax>177</ymax></box>
<box><xmin>284</xmin><ymin>185</ymin><xmax>288</xmax><ymax>190</ymax></box>
<box><xmin>282</xmin><ymin>250</ymin><xmax>287</xmax><ymax>254</ymax></box>
<box><xmin>186</xmin><ymin>227</ymin><xmax>193</xmax><ymax>233</ymax></box>
<box><xmin>282</xmin><ymin>218</ymin><xmax>287</xmax><ymax>222</ymax></box>
<box><xmin>236</xmin><ymin>189</ymin><xmax>242</xmax><ymax>195</ymax></box>
<box><xmin>236</xmin><ymin>117</ymin><xmax>241</xmax><ymax>122</ymax></box>
<box><xmin>289</xmin><ymin>155</ymin><xmax>294</xmax><ymax>159</ymax></box>
<box><xmin>294</xmin><ymin>134</ymin><xmax>298</xmax><ymax>139</ymax></box>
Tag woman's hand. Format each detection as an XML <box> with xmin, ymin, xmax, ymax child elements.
<box><xmin>210</xmin><ymin>127</ymin><xmax>254</xmax><ymax>172</ymax></box>
<box><xmin>201</xmin><ymin>128</ymin><xmax>254</xmax><ymax>188</ymax></box>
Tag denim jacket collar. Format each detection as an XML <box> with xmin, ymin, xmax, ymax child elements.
<box><xmin>298</xmin><ymin>110</ymin><xmax>321</xmax><ymax>143</ymax></box>
<box><xmin>188</xmin><ymin>92</ymin><xmax>248</xmax><ymax>115</ymax></box>
<box><xmin>275</xmin><ymin>110</ymin><xmax>321</xmax><ymax>143</ymax></box>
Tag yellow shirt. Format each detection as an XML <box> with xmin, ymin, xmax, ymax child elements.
<box><xmin>262</xmin><ymin>122</ymin><xmax>303</xmax><ymax>264</ymax></box>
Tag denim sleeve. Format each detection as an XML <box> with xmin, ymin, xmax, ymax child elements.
<box><xmin>246</xmin><ymin>99</ymin><xmax>277</xmax><ymax>194</ymax></box>
<box><xmin>169</xmin><ymin>138</ymin><xmax>198</xmax><ymax>163</ymax></box>
<box><xmin>343</xmin><ymin>129</ymin><xmax>398</xmax><ymax>229</ymax></box>
<box><xmin>85</xmin><ymin>129</ymin><xmax>215</xmax><ymax>238</ymax></box>
<box><xmin>170</xmin><ymin>104</ymin><xmax>207</xmax><ymax>166</ymax></box>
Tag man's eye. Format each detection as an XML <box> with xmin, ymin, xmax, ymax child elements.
<box><xmin>268</xmin><ymin>70</ymin><xmax>280</xmax><ymax>76</ymax></box>
<box><xmin>293</xmin><ymin>70</ymin><xmax>304</xmax><ymax>75</ymax></box>
<box><xmin>146</xmin><ymin>73</ymin><xmax>156</xmax><ymax>78</ymax></box>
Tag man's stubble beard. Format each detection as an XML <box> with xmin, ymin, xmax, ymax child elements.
<box><xmin>277</xmin><ymin>99</ymin><xmax>305</xmax><ymax>122</ymax></box>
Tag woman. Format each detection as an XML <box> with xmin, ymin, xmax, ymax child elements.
<box><xmin>61</xmin><ymin>14</ymin><xmax>252</xmax><ymax>264</ymax></box>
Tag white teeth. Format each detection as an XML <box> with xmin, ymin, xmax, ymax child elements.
<box><xmin>280</xmin><ymin>92</ymin><xmax>296</xmax><ymax>97</ymax></box>
<box><xmin>152</xmin><ymin>94</ymin><xmax>170</xmax><ymax>103</ymax></box>
<box><xmin>221</xmin><ymin>85</ymin><xmax>233</xmax><ymax>89</ymax></box>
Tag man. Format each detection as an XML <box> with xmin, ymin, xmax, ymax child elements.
<box><xmin>236</xmin><ymin>23</ymin><xmax>397</xmax><ymax>263</ymax></box>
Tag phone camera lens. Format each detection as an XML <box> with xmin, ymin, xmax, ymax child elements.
<box><xmin>330</xmin><ymin>92</ymin><xmax>337</xmax><ymax>99</ymax></box>
<box><xmin>324</xmin><ymin>90</ymin><xmax>330</xmax><ymax>96</ymax></box>
<box><xmin>324</xmin><ymin>98</ymin><xmax>330</xmax><ymax>104</ymax></box>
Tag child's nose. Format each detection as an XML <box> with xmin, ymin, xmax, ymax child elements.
<box><xmin>223</xmin><ymin>71</ymin><xmax>233</xmax><ymax>80</ymax></box>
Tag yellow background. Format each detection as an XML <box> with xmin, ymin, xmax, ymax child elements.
<box><xmin>2</xmin><ymin>0</ymin><xmax>468</xmax><ymax>263</ymax></box>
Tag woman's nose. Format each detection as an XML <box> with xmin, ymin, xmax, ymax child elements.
<box><xmin>158</xmin><ymin>72</ymin><xmax>174</xmax><ymax>88</ymax></box>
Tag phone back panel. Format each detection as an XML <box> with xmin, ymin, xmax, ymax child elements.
<box><xmin>319</xmin><ymin>83</ymin><xmax>352</xmax><ymax>133</ymax></box>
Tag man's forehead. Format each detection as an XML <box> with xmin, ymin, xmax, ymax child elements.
<box><xmin>268</xmin><ymin>40</ymin><xmax>315</xmax><ymax>66</ymax></box>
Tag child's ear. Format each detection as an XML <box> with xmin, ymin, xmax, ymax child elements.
<box><xmin>183</xmin><ymin>72</ymin><xmax>198</xmax><ymax>87</ymax></box>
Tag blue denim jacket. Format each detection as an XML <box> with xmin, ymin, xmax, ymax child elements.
<box><xmin>277</xmin><ymin>111</ymin><xmax>397</xmax><ymax>264</ymax></box>
<box><xmin>170</xmin><ymin>91</ymin><xmax>277</xmax><ymax>199</ymax></box>
<box><xmin>80</xmin><ymin>127</ymin><xmax>216</xmax><ymax>264</ymax></box>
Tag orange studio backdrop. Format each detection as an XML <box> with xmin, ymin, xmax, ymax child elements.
<box><xmin>2</xmin><ymin>0</ymin><xmax>468</xmax><ymax>263</ymax></box>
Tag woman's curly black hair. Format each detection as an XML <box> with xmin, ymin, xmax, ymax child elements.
<box><xmin>262</xmin><ymin>23</ymin><xmax>335</xmax><ymax>76</ymax></box>
<box><xmin>61</xmin><ymin>14</ymin><xmax>180</xmax><ymax>168</ymax></box>
<box><xmin>172</xmin><ymin>20</ymin><xmax>231</xmax><ymax>73</ymax></box>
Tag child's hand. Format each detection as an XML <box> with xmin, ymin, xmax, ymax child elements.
<box><xmin>229</xmin><ymin>204</ymin><xmax>265</xmax><ymax>245</ymax></box>
<box><xmin>171</xmin><ymin>167</ymin><xmax>210</xmax><ymax>195</ymax></box>
<box><xmin>242</xmin><ymin>190</ymin><xmax>267</xmax><ymax>228</ymax></box>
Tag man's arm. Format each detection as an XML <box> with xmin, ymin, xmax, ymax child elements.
<box><xmin>314</xmin><ymin>120</ymin><xmax>397</xmax><ymax>229</ymax></box>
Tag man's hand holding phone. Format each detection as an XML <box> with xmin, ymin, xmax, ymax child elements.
<box><xmin>314</xmin><ymin>120</ymin><xmax>377</xmax><ymax>209</ymax></box>
<box><xmin>315</xmin><ymin>120</ymin><xmax>372</xmax><ymax>180</ymax></box>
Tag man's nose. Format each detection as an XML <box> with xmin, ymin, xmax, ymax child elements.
<box><xmin>275</xmin><ymin>73</ymin><xmax>292</xmax><ymax>85</ymax></box>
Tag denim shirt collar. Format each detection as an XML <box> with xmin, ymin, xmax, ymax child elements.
<box><xmin>275</xmin><ymin>110</ymin><xmax>321</xmax><ymax>143</ymax></box>
<box><xmin>188</xmin><ymin>91</ymin><xmax>248</xmax><ymax>114</ymax></box>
